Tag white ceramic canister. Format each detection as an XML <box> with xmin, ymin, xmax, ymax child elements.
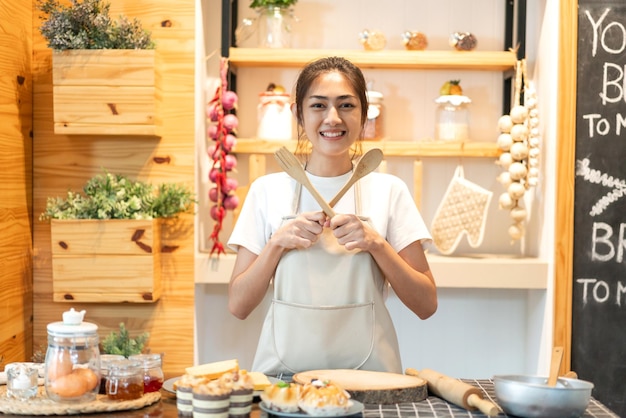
<box><xmin>435</xmin><ymin>95</ymin><xmax>471</xmax><ymax>142</ymax></box>
<box><xmin>45</xmin><ymin>308</ymin><xmax>101</xmax><ymax>403</ymax></box>
<box><xmin>257</xmin><ymin>92</ymin><xmax>292</xmax><ymax>140</ymax></box>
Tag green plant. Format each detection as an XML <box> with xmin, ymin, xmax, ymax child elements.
<box><xmin>249</xmin><ymin>0</ymin><xmax>297</xmax><ymax>8</ymax></box>
<box><xmin>39</xmin><ymin>171</ymin><xmax>194</xmax><ymax>221</ymax></box>
<box><xmin>37</xmin><ymin>0</ymin><xmax>155</xmax><ymax>50</ymax></box>
<box><xmin>102</xmin><ymin>323</ymin><xmax>149</xmax><ymax>357</ymax></box>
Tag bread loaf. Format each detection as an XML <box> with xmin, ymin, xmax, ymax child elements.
<box><xmin>185</xmin><ymin>359</ymin><xmax>239</xmax><ymax>380</ymax></box>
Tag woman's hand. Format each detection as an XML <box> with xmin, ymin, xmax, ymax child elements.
<box><xmin>271</xmin><ymin>211</ymin><xmax>327</xmax><ymax>251</ymax></box>
<box><xmin>329</xmin><ymin>214</ymin><xmax>381</xmax><ymax>252</ymax></box>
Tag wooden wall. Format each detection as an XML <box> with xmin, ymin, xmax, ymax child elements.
<box><xmin>31</xmin><ymin>0</ymin><xmax>196</xmax><ymax>377</ymax></box>
<box><xmin>0</xmin><ymin>0</ymin><xmax>33</xmax><ymax>368</ymax></box>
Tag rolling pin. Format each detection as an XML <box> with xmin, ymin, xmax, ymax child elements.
<box><xmin>405</xmin><ymin>368</ymin><xmax>499</xmax><ymax>417</ymax></box>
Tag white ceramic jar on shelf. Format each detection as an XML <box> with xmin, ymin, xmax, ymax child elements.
<box><xmin>435</xmin><ymin>95</ymin><xmax>471</xmax><ymax>142</ymax></box>
<box><xmin>257</xmin><ymin>92</ymin><xmax>292</xmax><ymax>140</ymax></box>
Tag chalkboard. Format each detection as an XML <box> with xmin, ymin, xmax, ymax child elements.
<box><xmin>573</xmin><ymin>1</ymin><xmax>626</xmax><ymax>416</ymax></box>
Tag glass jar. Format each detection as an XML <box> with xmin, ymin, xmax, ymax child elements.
<box><xmin>99</xmin><ymin>354</ymin><xmax>125</xmax><ymax>394</ymax></box>
<box><xmin>257</xmin><ymin>92</ymin><xmax>292</xmax><ymax>140</ymax></box>
<box><xmin>106</xmin><ymin>359</ymin><xmax>144</xmax><ymax>401</ymax></box>
<box><xmin>435</xmin><ymin>95</ymin><xmax>471</xmax><ymax>142</ymax></box>
<box><xmin>128</xmin><ymin>353</ymin><xmax>164</xmax><ymax>393</ymax></box>
<box><xmin>257</xmin><ymin>6</ymin><xmax>294</xmax><ymax>48</ymax></box>
<box><xmin>364</xmin><ymin>90</ymin><xmax>384</xmax><ymax>141</ymax></box>
<box><xmin>45</xmin><ymin>308</ymin><xmax>100</xmax><ymax>403</ymax></box>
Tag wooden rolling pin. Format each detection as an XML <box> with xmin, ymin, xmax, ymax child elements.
<box><xmin>405</xmin><ymin>368</ymin><xmax>499</xmax><ymax>417</ymax></box>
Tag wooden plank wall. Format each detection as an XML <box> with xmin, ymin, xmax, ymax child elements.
<box><xmin>31</xmin><ymin>0</ymin><xmax>196</xmax><ymax>377</ymax></box>
<box><xmin>0</xmin><ymin>0</ymin><xmax>34</xmax><ymax>368</ymax></box>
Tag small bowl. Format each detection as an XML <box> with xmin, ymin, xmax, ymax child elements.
<box><xmin>494</xmin><ymin>375</ymin><xmax>593</xmax><ymax>418</ymax></box>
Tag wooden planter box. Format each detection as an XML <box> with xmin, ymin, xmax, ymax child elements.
<box><xmin>50</xmin><ymin>219</ymin><xmax>162</xmax><ymax>303</ymax></box>
<box><xmin>52</xmin><ymin>49</ymin><xmax>161</xmax><ymax>136</ymax></box>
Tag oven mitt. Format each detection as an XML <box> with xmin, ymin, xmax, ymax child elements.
<box><xmin>430</xmin><ymin>165</ymin><xmax>492</xmax><ymax>255</ymax></box>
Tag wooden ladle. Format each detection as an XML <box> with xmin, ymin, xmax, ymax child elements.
<box><xmin>328</xmin><ymin>148</ymin><xmax>384</xmax><ymax>208</ymax></box>
<box><xmin>547</xmin><ymin>346</ymin><xmax>564</xmax><ymax>386</ymax></box>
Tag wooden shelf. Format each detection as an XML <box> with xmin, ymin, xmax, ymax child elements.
<box><xmin>196</xmin><ymin>253</ymin><xmax>548</xmax><ymax>290</ymax></box>
<box><xmin>228</xmin><ymin>48</ymin><xmax>518</xmax><ymax>71</ymax></box>
<box><xmin>232</xmin><ymin>139</ymin><xmax>501</xmax><ymax>158</ymax></box>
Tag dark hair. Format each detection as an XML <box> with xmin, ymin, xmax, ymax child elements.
<box><xmin>293</xmin><ymin>56</ymin><xmax>367</xmax><ymax>157</ymax></box>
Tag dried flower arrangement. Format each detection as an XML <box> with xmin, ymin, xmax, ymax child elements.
<box><xmin>206</xmin><ymin>58</ymin><xmax>240</xmax><ymax>256</ymax></box>
<box><xmin>37</xmin><ymin>0</ymin><xmax>155</xmax><ymax>50</ymax></box>
<box><xmin>40</xmin><ymin>171</ymin><xmax>194</xmax><ymax>221</ymax></box>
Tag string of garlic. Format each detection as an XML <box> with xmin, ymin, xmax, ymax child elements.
<box><xmin>496</xmin><ymin>59</ymin><xmax>540</xmax><ymax>242</ymax></box>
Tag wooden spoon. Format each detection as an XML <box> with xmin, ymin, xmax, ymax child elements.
<box><xmin>547</xmin><ymin>346</ymin><xmax>564</xmax><ymax>387</ymax></box>
<box><xmin>328</xmin><ymin>148</ymin><xmax>384</xmax><ymax>208</ymax></box>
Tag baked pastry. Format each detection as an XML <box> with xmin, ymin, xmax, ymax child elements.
<box><xmin>260</xmin><ymin>381</ymin><xmax>301</xmax><ymax>413</ymax></box>
<box><xmin>219</xmin><ymin>371</ymin><xmax>255</xmax><ymax>418</ymax></box>
<box><xmin>298</xmin><ymin>380</ymin><xmax>353</xmax><ymax>416</ymax></box>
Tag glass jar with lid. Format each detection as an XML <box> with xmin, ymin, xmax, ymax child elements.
<box><xmin>363</xmin><ymin>90</ymin><xmax>385</xmax><ymax>141</ymax></box>
<box><xmin>106</xmin><ymin>359</ymin><xmax>144</xmax><ymax>401</ymax></box>
<box><xmin>45</xmin><ymin>308</ymin><xmax>101</xmax><ymax>403</ymax></box>
<box><xmin>435</xmin><ymin>95</ymin><xmax>471</xmax><ymax>142</ymax></box>
<box><xmin>99</xmin><ymin>354</ymin><xmax>125</xmax><ymax>394</ymax></box>
<box><xmin>128</xmin><ymin>353</ymin><xmax>164</xmax><ymax>393</ymax></box>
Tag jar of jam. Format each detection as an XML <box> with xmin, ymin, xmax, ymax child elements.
<box><xmin>106</xmin><ymin>359</ymin><xmax>144</xmax><ymax>401</ymax></box>
<box><xmin>45</xmin><ymin>308</ymin><xmax>101</xmax><ymax>403</ymax></box>
<box><xmin>99</xmin><ymin>354</ymin><xmax>125</xmax><ymax>394</ymax></box>
<box><xmin>128</xmin><ymin>353</ymin><xmax>164</xmax><ymax>393</ymax></box>
<box><xmin>364</xmin><ymin>90</ymin><xmax>384</xmax><ymax>141</ymax></box>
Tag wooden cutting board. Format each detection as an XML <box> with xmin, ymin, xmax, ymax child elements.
<box><xmin>293</xmin><ymin>369</ymin><xmax>427</xmax><ymax>404</ymax></box>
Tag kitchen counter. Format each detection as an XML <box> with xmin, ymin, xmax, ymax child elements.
<box><xmin>0</xmin><ymin>380</ymin><xmax>619</xmax><ymax>417</ymax></box>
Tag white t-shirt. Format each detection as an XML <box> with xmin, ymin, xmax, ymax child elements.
<box><xmin>228</xmin><ymin>171</ymin><xmax>431</xmax><ymax>254</ymax></box>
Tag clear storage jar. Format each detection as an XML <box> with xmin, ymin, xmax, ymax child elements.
<box><xmin>128</xmin><ymin>353</ymin><xmax>164</xmax><ymax>393</ymax></box>
<box><xmin>45</xmin><ymin>308</ymin><xmax>100</xmax><ymax>403</ymax></box>
<box><xmin>435</xmin><ymin>95</ymin><xmax>471</xmax><ymax>142</ymax></box>
<box><xmin>106</xmin><ymin>359</ymin><xmax>144</xmax><ymax>401</ymax></box>
<box><xmin>363</xmin><ymin>90</ymin><xmax>384</xmax><ymax>141</ymax></box>
<box><xmin>99</xmin><ymin>354</ymin><xmax>125</xmax><ymax>394</ymax></box>
<box><xmin>257</xmin><ymin>92</ymin><xmax>292</xmax><ymax>140</ymax></box>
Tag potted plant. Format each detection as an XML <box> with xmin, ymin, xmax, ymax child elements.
<box><xmin>40</xmin><ymin>171</ymin><xmax>194</xmax><ymax>303</ymax></box>
<box><xmin>36</xmin><ymin>0</ymin><xmax>160</xmax><ymax>135</ymax></box>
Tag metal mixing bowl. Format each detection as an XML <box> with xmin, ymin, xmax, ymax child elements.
<box><xmin>493</xmin><ymin>375</ymin><xmax>594</xmax><ymax>418</ymax></box>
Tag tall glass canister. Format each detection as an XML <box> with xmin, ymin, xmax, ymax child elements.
<box><xmin>45</xmin><ymin>308</ymin><xmax>101</xmax><ymax>403</ymax></box>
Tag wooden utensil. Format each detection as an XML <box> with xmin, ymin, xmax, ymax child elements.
<box><xmin>328</xmin><ymin>148</ymin><xmax>383</xmax><ymax>208</ymax></box>
<box><xmin>293</xmin><ymin>369</ymin><xmax>427</xmax><ymax>404</ymax></box>
<box><xmin>274</xmin><ymin>147</ymin><xmax>336</xmax><ymax>218</ymax></box>
<box><xmin>405</xmin><ymin>368</ymin><xmax>499</xmax><ymax>417</ymax></box>
<box><xmin>547</xmin><ymin>346</ymin><xmax>564</xmax><ymax>387</ymax></box>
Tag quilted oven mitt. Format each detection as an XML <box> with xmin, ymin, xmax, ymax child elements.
<box><xmin>430</xmin><ymin>165</ymin><xmax>493</xmax><ymax>255</ymax></box>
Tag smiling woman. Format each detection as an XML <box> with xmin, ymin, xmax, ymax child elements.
<box><xmin>226</xmin><ymin>56</ymin><xmax>437</xmax><ymax>377</ymax></box>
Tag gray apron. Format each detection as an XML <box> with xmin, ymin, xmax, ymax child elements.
<box><xmin>251</xmin><ymin>179</ymin><xmax>402</xmax><ymax>375</ymax></box>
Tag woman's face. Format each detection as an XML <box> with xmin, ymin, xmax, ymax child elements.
<box><xmin>298</xmin><ymin>71</ymin><xmax>363</xmax><ymax>158</ymax></box>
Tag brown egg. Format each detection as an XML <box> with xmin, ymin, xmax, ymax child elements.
<box><xmin>50</xmin><ymin>372</ymin><xmax>88</xmax><ymax>398</ymax></box>
<box><xmin>74</xmin><ymin>367</ymin><xmax>99</xmax><ymax>391</ymax></box>
<box><xmin>47</xmin><ymin>350</ymin><xmax>74</xmax><ymax>380</ymax></box>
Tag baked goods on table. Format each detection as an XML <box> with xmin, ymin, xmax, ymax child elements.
<box><xmin>298</xmin><ymin>380</ymin><xmax>353</xmax><ymax>416</ymax></box>
<box><xmin>260</xmin><ymin>381</ymin><xmax>301</xmax><ymax>413</ymax></box>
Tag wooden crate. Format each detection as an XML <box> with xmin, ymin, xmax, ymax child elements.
<box><xmin>50</xmin><ymin>219</ymin><xmax>162</xmax><ymax>303</ymax></box>
<box><xmin>52</xmin><ymin>49</ymin><xmax>161</xmax><ymax>136</ymax></box>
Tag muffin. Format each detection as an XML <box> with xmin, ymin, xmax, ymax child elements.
<box><xmin>298</xmin><ymin>380</ymin><xmax>353</xmax><ymax>416</ymax></box>
<box><xmin>219</xmin><ymin>370</ymin><xmax>255</xmax><ymax>418</ymax></box>
<box><xmin>192</xmin><ymin>379</ymin><xmax>232</xmax><ymax>418</ymax></box>
<box><xmin>260</xmin><ymin>381</ymin><xmax>301</xmax><ymax>413</ymax></box>
<box><xmin>176</xmin><ymin>374</ymin><xmax>207</xmax><ymax>417</ymax></box>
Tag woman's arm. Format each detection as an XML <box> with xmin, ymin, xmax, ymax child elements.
<box><xmin>330</xmin><ymin>214</ymin><xmax>437</xmax><ymax>319</ymax></box>
<box><xmin>228</xmin><ymin>211</ymin><xmax>327</xmax><ymax>319</ymax></box>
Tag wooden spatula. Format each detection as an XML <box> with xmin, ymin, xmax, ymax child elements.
<box><xmin>547</xmin><ymin>346</ymin><xmax>564</xmax><ymax>387</ymax></box>
<box><xmin>328</xmin><ymin>148</ymin><xmax>383</xmax><ymax>208</ymax></box>
<box><xmin>274</xmin><ymin>146</ymin><xmax>336</xmax><ymax>218</ymax></box>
